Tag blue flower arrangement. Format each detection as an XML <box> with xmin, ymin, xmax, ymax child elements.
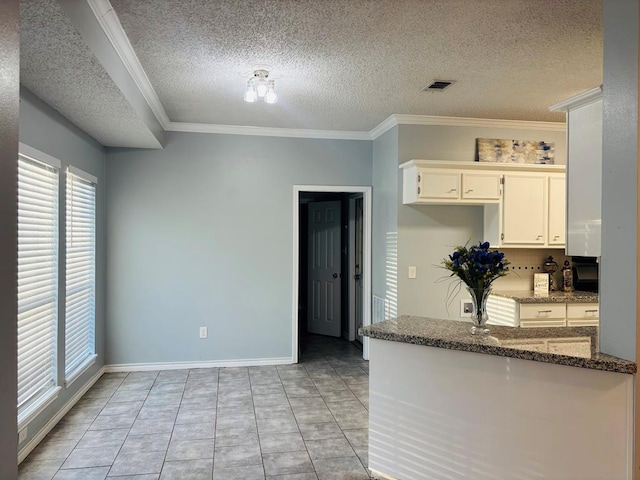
<box><xmin>442</xmin><ymin>241</ymin><xmax>510</xmax><ymax>292</ymax></box>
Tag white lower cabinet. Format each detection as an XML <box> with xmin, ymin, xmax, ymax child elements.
<box><xmin>487</xmin><ymin>295</ymin><xmax>599</xmax><ymax>328</ymax></box>
<box><xmin>566</xmin><ymin>303</ymin><xmax>599</xmax><ymax>327</ymax></box>
<box><xmin>519</xmin><ymin>303</ymin><xmax>566</xmax><ymax>328</ymax></box>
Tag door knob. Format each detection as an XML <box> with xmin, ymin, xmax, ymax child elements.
<box><xmin>332</xmin><ymin>273</ymin><xmax>338</xmax><ymax>278</ymax></box>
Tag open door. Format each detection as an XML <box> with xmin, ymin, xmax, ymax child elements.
<box><xmin>307</xmin><ymin>201</ymin><xmax>341</xmax><ymax>337</ymax></box>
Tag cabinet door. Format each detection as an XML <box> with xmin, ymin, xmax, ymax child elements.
<box><xmin>548</xmin><ymin>175</ymin><xmax>566</xmax><ymax>246</ymax></box>
<box><xmin>502</xmin><ymin>174</ymin><xmax>546</xmax><ymax>245</ymax></box>
<box><xmin>566</xmin><ymin>303</ymin><xmax>599</xmax><ymax>326</ymax></box>
<box><xmin>461</xmin><ymin>173</ymin><xmax>501</xmax><ymax>201</ymax></box>
<box><xmin>418</xmin><ymin>170</ymin><xmax>459</xmax><ymax>199</ymax></box>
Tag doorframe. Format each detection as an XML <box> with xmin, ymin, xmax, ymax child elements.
<box><xmin>348</xmin><ymin>194</ymin><xmax>363</xmax><ymax>342</ymax></box>
<box><xmin>292</xmin><ymin>185</ymin><xmax>372</xmax><ymax>363</ymax></box>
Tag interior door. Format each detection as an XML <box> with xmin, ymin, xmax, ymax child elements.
<box><xmin>354</xmin><ymin>197</ymin><xmax>364</xmax><ymax>343</ymax></box>
<box><xmin>307</xmin><ymin>201</ymin><xmax>342</xmax><ymax>337</ymax></box>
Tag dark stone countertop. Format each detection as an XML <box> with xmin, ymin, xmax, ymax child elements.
<box><xmin>359</xmin><ymin>316</ymin><xmax>635</xmax><ymax>374</ymax></box>
<box><xmin>491</xmin><ymin>290</ymin><xmax>598</xmax><ymax>303</ymax></box>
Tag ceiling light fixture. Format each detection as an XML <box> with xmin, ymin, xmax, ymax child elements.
<box><xmin>244</xmin><ymin>69</ymin><xmax>277</xmax><ymax>104</ymax></box>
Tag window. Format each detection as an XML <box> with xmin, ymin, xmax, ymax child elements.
<box><xmin>17</xmin><ymin>151</ymin><xmax>60</xmax><ymax>421</ymax></box>
<box><xmin>64</xmin><ymin>167</ymin><xmax>97</xmax><ymax>384</ymax></box>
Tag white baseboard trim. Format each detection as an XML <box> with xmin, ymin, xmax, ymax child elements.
<box><xmin>18</xmin><ymin>366</ymin><xmax>106</xmax><ymax>465</ymax></box>
<box><xmin>369</xmin><ymin>468</ymin><xmax>399</xmax><ymax>480</ymax></box>
<box><xmin>104</xmin><ymin>357</ymin><xmax>295</xmax><ymax>373</ymax></box>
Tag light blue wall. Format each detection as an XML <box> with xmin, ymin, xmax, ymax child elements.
<box><xmin>372</xmin><ymin>127</ymin><xmax>398</xmax><ymax>302</ymax></box>
<box><xmin>105</xmin><ymin>132</ymin><xmax>372</xmax><ymax>365</ymax></box>
<box><xmin>396</xmin><ymin>124</ymin><xmax>567</xmax><ymax>318</ymax></box>
<box><xmin>18</xmin><ymin>88</ymin><xmax>106</xmax><ymax>448</ymax></box>
<box><xmin>600</xmin><ymin>0</ymin><xmax>638</xmax><ymax>362</ymax></box>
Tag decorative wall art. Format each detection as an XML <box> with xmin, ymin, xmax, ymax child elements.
<box><xmin>476</xmin><ymin>138</ymin><xmax>555</xmax><ymax>164</ymax></box>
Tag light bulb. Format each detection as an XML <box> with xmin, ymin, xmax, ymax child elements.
<box><xmin>256</xmin><ymin>78</ymin><xmax>268</xmax><ymax>97</ymax></box>
<box><xmin>243</xmin><ymin>81</ymin><xmax>257</xmax><ymax>103</ymax></box>
<box><xmin>264</xmin><ymin>81</ymin><xmax>277</xmax><ymax>104</ymax></box>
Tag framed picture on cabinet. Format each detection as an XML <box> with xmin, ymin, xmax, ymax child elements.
<box><xmin>477</xmin><ymin>138</ymin><xmax>555</xmax><ymax>164</ymax></box>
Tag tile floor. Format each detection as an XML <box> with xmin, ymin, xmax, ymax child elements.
<box><xmin>19</xmin><ymin>335</ymin><xmax>371</xmax><ymax>480</ymax></box>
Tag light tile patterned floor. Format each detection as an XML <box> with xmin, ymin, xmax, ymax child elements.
<box><xmin>19</xmin><ymin>335</ymin><xmax>370</xmax><ymax>480</ymax></box>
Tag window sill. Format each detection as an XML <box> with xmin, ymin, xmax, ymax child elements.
<box><xmin>18</xmin><ymin>386</ymin><xmax>62</xmax><ymax>431</ymax></box>
<box><xmin>65</xmin><ymin>354</ymin><xmax>98</xmax><ymax>388</ymax></box>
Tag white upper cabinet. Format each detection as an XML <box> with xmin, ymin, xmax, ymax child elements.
<box><xmin>550</xmin><ymin>87</ymin><xmax>602</xmax><ymax>256</ymax></box>
<box><xmin>548</xmin><ymin>175</ymin><xmax>566</xmax><ymax>246</ymax></box>
<box><xmin>501</xmin><ymin>173</ymin><xmax>547</xmax><ymax>245</ymax></box>
<box><xmin>461</xmin><ymin>173</ymin><xmax>501</xmax><ymax>200</ymax></box>
<box><xmin>418</xmin><ymin>170</ymin><xmax>459</xmax><ymax>199</ymax></box>
<box><xmin>400</xmin><ymin>160</ymin><xmax>566</xmax><ymax>249</ymax></box>
<box><xmin>402</xmin><ymin>161</ymin><xmax>502</xmax><ymax>205</ymax></box>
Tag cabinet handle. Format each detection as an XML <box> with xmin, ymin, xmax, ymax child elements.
<box><xmin>465</xmin><ymin>189</ymin><xmax>474</xmax><ymax>193</ymax></box>
<box><xmin>536</xmin><ymin>235</ymin><xmax>543</xmax><ymax>239</ymax></box>
<box><xmin>585</xmin><ymin>309</ymin><xmax>598</xmax><ymax>313</ymax></box>
<box><xmin>538</xmin><ymin>310</ymin><xmax>552</xmax><ymax>314</ymax></box>
<box><xmin>448</xmin><ymin>189</ymin><xmax>457</xmax><ymax>193</ymax></box>
<box><xmin>553</xmin><ymin>235</ymin><xmax>560</xmax><ymax>239</ymax></box>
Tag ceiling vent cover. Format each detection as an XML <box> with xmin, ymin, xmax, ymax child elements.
<box><xmin>423</xmin><ymin>80</ymin><xmax>455</xmax><ymax>91</ymax></box>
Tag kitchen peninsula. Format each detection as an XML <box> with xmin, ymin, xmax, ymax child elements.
<box><xmin>360</xmin><ymin>316</ymin><xmax>636</xmax><ymax>480</ymax></box>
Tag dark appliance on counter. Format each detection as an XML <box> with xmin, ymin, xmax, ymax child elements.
<box><xmin>572</xmin><ymin>257</ymin><xmax>599</xmax><ymax>293</ymax></box>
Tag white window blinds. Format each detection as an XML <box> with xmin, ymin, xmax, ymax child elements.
<box><xmin>65</xmin><ymin>169</ymin><xmax>96</xmax><ymax>381</ymax></box>
<box><xmin>17</xmin><ymin>156</ymin><xmax>59</xmax><ymax>413</ymax></box>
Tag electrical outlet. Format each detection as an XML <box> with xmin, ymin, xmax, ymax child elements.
<box><xmin>18</xmin><ymin>427</ymin><xmax>27</xmax><ymax>444</ymax></box>
<box><xmin>460</xmin><ymin>299</ymin><xmax>474</xmax><ymax>317</ymax></box>
<box><xmin>408</xmin><ymin>266</ymin><xmax>417</xmax><ymax>279</ymax></box>
<box><xmin>199</xmin><ymin>327</ymin><xmax>208</xmax><ymax>339</ymax></box>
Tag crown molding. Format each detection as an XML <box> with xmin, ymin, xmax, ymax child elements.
<box><xmin>549</xmin><ymin>86</ymin><xmax>603</xmax><ymax>112</ymax></box>
<box><xmin>370</xmin><ymin>114</ymin><xmax>566</xmax><ymax>139</ymax></box>
<box><xmin>369</xmin><ymin>115</ymin><xmax>399</xmax><ymax>140</ymax></box>
<box><xmin>87</xmin><ymin>0</ymin><xmax>170</xmax><ymax>128</ymax></box>
<box><xmin>166</xmin><ymin>122</ymin><xmax>371</xmax><ymax>141</ymax></box>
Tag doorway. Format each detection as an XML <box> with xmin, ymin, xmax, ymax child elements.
<box><xmin>292</xmin><ymin>186</ymin><xmax>372</xmax><ymax>363</ymax></box>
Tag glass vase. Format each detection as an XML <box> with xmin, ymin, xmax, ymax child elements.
<box><xmin>467</xmin><ymin>286</ymin><xmax>491</xmax><ymax>336</ymax></box>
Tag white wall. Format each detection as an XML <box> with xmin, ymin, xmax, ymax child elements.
<box><xmin>105</xmin><ymin>132</ymin><xmax>372</xmax><ymax>365</ymax></box>
<box><xmin>396</xmin><ymin>124</ymin><xmax>567</xmax><ymax>319</ymax></box>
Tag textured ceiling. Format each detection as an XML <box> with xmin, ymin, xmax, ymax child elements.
<box><xmin>109</xmin><ymin>0</ymin><xmax>603</xmax><ymax>131</ymax></box>
<box><xmin>19</xmin><ymin>0</ymin><xmax>603</xmax><ymax>146</ymax></box>
<box><xmin>20</xmin><ymin>0</ymin><xmax>162</xmax><ymax>148</ymax></box>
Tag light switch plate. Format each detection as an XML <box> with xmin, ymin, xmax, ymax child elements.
<box><xmin>199</xmin><ymin>327</ymin><xmax>208</xmax><ymax>339</ymax></box>
<box><xmin>408</xmin><ymin>266</ymin><xmax>417</xmax><ymax>279</ymax></box>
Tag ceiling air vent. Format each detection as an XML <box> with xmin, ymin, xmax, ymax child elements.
<box><xmin>423</xmin><ymin>80</ymin><xmax>455</xmax><ymax>91</ymax></box>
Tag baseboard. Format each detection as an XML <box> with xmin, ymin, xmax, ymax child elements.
<box><xmin>369</xmin><ymin>468</ymin><xmax>399</xmax><ymax>480</ymax></box>
<box><xmin>104</xmin><ymin>356</ymin><xmax>295</xmax><ymax>373</ymax></box>
<box><xmin>18</xmin><ymin>366</ymin><xmax>106</xmax><ymax>464</ymax></box>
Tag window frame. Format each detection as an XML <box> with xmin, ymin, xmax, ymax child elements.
<box><xmin>64</xmin><ymin>166</ymin><xmax>98</xmax><ymax>386</ymax></box>
<box><xmin>16</xmin><ymin>144</ymin><xmax>62</xmax><ymax>428</ymax></box>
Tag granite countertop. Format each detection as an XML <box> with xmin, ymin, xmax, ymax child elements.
<box><xmin>359</xmin><ymin>316</ymin><xmax>636</xmax><ymax>374</ymax></box>
<box><xmin>492</xmin><ymin>290</ymin><xmax>598</xmax><ymax>303</ymax></box>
